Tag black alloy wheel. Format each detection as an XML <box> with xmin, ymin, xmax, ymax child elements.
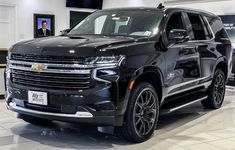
<box><xmin>214</xmin><ymin>72</ymin><xmax>226</xmax><ymax>105</ymax></box>
<box><xmin>201</xmin><ymin>69</ymin><xmax>226</xmax><ymax>109</ymax></box>
<box><xmin>133</xmin><ymin>88</ymin><xmax>157</xmax><ymax>137</ymax></box>
<box><xmin>119</xmin><ymin>82</ymin><xmax>159</xmax><ymax>143</ymax></box>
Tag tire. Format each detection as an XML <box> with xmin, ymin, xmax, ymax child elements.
<box><xmin>201</xmin><ymin>69</ymin><xmax>226</xmax><ymax>109</ymax></box>
<box><xmin>119</xmin><ymin>82</ymin><xmax>159</xmax><ymax>143</ymax></box>
<box><xmin>17</xmin><ymin>113</ymin><xmax>53</xmax><ymax>126</ymax></box>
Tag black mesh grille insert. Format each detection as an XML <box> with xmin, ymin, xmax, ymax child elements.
<box><xmin>11</xmin><ymin>69</ymin><xmax>92</xmax><ymax>90</ymax></box>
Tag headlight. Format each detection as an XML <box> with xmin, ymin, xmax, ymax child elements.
<box><xmin>93</xmin><ymin>67</ymin><xmax>119</xmax><ymax>83</ymax></box>
<box><xmin>84</xmin><ymin>55</ymin><xmax>125</xmax><ymax>66</ymax></box>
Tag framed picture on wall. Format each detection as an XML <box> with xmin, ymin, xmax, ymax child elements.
<box><xmin>34</xmin><ymin>14</ymin><xmax>55</xmax><ymax>38</ymax></box>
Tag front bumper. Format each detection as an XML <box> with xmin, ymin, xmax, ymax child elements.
<box><xmin>6</xmin><ymin>82</ymin><xmax>123</xmax><ymax>126</ymax></box>
<box><xmin>7</xmin><ymin>101</ymin><xmax>116</xmax><ymax>125</ymax></box>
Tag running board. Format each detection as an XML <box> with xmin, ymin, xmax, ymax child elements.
<box><xmin>160</xmin><ymin>95</ymin><xmax>208</xmax><ymax>115</ymax></box>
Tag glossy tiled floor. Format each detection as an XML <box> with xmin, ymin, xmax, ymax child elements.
<box><xmin>0</xmin><ymin>87</ymin><xmax>235</xmax><ymax>150</ymax></box>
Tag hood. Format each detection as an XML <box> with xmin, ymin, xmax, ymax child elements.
<box><xmin>10</xmin><ymin>35</ymin><xmax>142</xmax><ymax>57</ymax></box>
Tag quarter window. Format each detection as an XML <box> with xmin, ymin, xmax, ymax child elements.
<box><xmin>207</xmin><ymin>16</ymin><xmax>229</xmax><ymax>42</ymax></box>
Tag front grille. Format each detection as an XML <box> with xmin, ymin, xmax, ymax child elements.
<box><xmin>11</xmin><ymin>69</ymin><xmax>92</xmax><ymax>90</ymax></box>
<box><xmin>11</xmin><ymin>54</ymin><xmax>85</xmax><ymax>64</ymax></box>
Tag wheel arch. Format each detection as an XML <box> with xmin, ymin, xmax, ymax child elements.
<box><xmin>119</xmin><ymin>66</ymin><xmax>164</xmax><ymax>117</ymax></box>
<box><xmin>132</xmin><ymin>71</ymin><xmax>163</xmax><ymax>101</ymax></box>
<box><xmin>214</xmin><ymin>57</ymin><xmax>229</xmax><ymax>79</ymax></box>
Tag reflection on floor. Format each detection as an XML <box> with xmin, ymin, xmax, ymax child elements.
<box><xmin>0</xmin><ymin>87</ymin><xmax>235</xmax><ymax>150</ymax></box>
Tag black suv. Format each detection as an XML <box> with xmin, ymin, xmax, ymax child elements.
<box><xmin>5</xmin><ymin>7</ymin><xmax>233</xmax><ymax>142</ymax></box>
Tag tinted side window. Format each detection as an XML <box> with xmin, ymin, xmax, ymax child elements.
<box><xmin>187</xmin><ymin>13</ymin><xmax>206</xmax><ymax>40</ymax></box>
<box><xmin>207</xmin><ymin>16</ymin><xmax>229</xmax><ymax>42</ymax></box>
<box><xmin>166</xmin><ymin>13</ymin><xmax>185</xmax><ymax>39</ymax></box>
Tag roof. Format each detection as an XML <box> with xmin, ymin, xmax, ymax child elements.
<box><xmin>101</xmin><ymin>6</ymin><xmax>216</xmax><ymax>17</ymax></box>
<box><xmin>101</xmin><ymin>7</ymin><xmax>164</xmax><ymax>12</ymax></box>
<box><xmin>166</xmin><ymin>7</ymin><xmax>216</xmax><ymax>17</ymax></box>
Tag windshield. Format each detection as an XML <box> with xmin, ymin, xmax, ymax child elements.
<box><xmin>68</xmin><ymin>9</ymin><xmax>163</xmax><ymax>37</ymax></box>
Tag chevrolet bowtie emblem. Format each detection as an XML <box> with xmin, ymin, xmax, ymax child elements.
<box><xmin>31</xmin><ymin>64</ymin><xmax>47</xmax><ymax>71</ymax></box>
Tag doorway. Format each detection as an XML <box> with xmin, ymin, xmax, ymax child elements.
<box><xmin>0</xmin><ymin>5</ymin><xmax>16</xmax><ymax>49</ymax></box>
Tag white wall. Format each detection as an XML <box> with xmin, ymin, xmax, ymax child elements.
<box><xmin>0</xmin><ymin>69</ymin><xmax>5</xmax><ymax>95</ymax></box>
<box><xmin>103</xmin><ymin>0</ymin><xmax>164</xmax><ymax>8</ymax></box>
<box><xmin>165</xmin><ymin>0</ymin><xmax>235</xmax><ymax>15</ymax></box>
<box><xmin>0</xmin><ymin>0</ymin><xmax>95</xmax><ymax>47</ymax></box>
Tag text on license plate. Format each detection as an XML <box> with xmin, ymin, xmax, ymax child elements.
<box><xmin>28</xmin><ymin>91</ymin><xmax>48</xmax><ymax>106</ymax></box>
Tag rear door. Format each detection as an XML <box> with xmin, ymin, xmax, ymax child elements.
<box><xmin>184</xmin><ymin>12</ymin><xmax>217</xmax><ymax>81</ymax></box>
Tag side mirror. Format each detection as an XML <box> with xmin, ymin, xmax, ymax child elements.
<box><xmin>168</xmin><ymin>29</ymin><xmax>189</xmax><ymax>44</ymax></box>
<box><xmin>60</xmin><ymin>28</ymin><xmax>71</xmax><ymax>36</ymax></box>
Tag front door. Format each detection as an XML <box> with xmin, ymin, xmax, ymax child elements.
<box><xmin>163</xmin><ymin>12</ymin><xmax>201</xmax><ymax>95</ymax></box>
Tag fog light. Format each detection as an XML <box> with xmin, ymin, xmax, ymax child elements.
<box><xmin>75</xmin><ymin>111</ymin><xmax>93</xmax><ymax>118</ymax></box>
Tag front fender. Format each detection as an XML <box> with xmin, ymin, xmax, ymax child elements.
<box><xmin>116</xmin><ymin>66</ymin><xmax>164</xmax><ymax>117</ymax></box>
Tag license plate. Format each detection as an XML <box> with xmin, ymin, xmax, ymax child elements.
<box><xmin>28</xmin><ymin>91</ymin><xmax>48</xmax><ymax>106</ymax></box>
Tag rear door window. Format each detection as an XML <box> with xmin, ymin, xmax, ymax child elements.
<box><xmin>201</xmin><ymin>16</ymin><xmax>214</xmax><ymax>40</ymax></box>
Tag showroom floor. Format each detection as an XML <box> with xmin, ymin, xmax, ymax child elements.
<box><xmin>0</xmin><ymin>87</ymin><xmax>235</xmax><ymax>150</ymax></box>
